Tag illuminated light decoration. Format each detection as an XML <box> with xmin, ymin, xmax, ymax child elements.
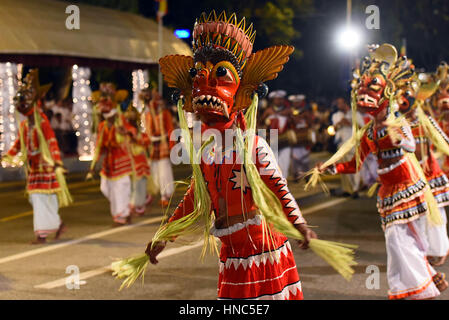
<box><xmin>327</xmin><ymin>125</ymin><xmax>336</xmax><ymax>136</ymax></box>
<box><xmin>132</xmin><ymin>69</ymin><xmax>149</xmax><ymax>113</ymax></box>
<box><xmin>174</xmin><ymin>29</ymin><xmax>191</xmax><ymax>39</ymax></box>
<box><xmin>0</xmin><ymin>62</ymin><xmax>23</xmax><ymax>168</ymax></box>
<box><xmin>71</xmin><ymin>66</ymin><xmax>94</xmax><ymax>161</ymax></box>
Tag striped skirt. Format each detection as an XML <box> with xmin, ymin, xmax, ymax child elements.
<box><xmin>212</xmin><ymin>215</ymin><xmax>303</xmax><ymax>300</ymax></box>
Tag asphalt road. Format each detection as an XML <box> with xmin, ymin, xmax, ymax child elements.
<box><xmin>0</xmin><ymin>156</ymin><xmax>448</xmax><ymax>300</ymax></box>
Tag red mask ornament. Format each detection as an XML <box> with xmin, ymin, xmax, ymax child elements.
<box><xmin>356</xmin><ymin>73</ymin><xmax>388</xmax><ymax>116</ymax></box>
<box><xmin>353</xmin><ymin>44</ymin><xmax>416</xmax><ymax>117</ymax></box>
<box><xmin>192</xmin><ymin>60</ymin><xmax>240</xmax><ymax>122</ymax></box>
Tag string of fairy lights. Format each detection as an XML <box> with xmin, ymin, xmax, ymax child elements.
<box><xmin>0</xmin><ymin>62</ymin><xmax>23</xmax><ymax>168</ymax></box>
<box><xmin>0</xmin><ymin>65</ymin><xmax>151</xmax><ymax>166</ymax></box>
<box><xmin>71</xmin><ymin>65</ymin><xmax>94</xmax><ymax>161</ymax></box>
<box><xmin>132</xmin><ymin>69</ymin><xmax>150</xmax><ymax>132</ymax></box>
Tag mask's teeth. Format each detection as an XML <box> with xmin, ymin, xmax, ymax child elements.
<box><xmin>212</xmin><ymin>96</ymin><xmax>217</xmax><ymax>102</ymax></box>
<box><xmin>222</xmin><ymin>102</ymin><xmax>229</xmax><ymax>119</ymax></box>
<box><xmin>206</xmin><ymin>95</ymin><xmax>212</xmax><ymax>101</ymax></box>
<box><xmin>200</xmin><ymin>95</ymin><xmax>206</xmax><ymax>101</ymax></box>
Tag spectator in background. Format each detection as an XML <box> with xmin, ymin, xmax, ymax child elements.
<box><xmin>331</xmin><ymin>97</ymin><xmax>364</xmax><ymax>198</ymax></box>
<box><xmin>259</xmin><ymin>90</ymin><xmax>294</xmax><ymax>178</ymax></box>
<box><xmin>288</xmin><ymin>94</ymin><xmax>314</xmax><ymax>181</ymax></box>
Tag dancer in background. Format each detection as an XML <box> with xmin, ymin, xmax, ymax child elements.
<box><xmin>317</xmin><ymin>44</ymin><xmax>447</xmax><ymax>299</ymax></box>
<box><xmin>123</xmin><ymin>104</ymin><xmax>152</xmax><ymax>216</ymax></box>
<box><xmin>406</xmin><ymin>103</ymin><xmax>449</xmax><ymax>267</ymax></box>
<box><xmin>331</xmin><ymin>97</ymin><xmax>364</xmax><ymax>197</ymax></box>
<box><xmin>143</xmin><ymin>89</ymin><xmax>175</xmax><ymax>208</ymax></box>
<box><xmin>288</xmin><ymin>94</ymin><xmax>314</xmax><ymax>182</ymax></box>
<box><xmin>2</xmin><ymin>69</ymin><xmax>71</xmax><ymax>243</ymax></box>
<box><xmin>434</xmin><ymin>63</ymin><xmax>449</xmax><ymax>176</ymax></box>
<box><xmin>260</xmin><ymin>90</ymin><xmax>294</xmax><ymax>178</ymax></box>
<box><xmin>88</xmin><ymin>83</ymin><xmax>132</xmax><ymax>226</ymax></box>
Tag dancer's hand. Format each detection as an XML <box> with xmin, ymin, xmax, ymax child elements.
<box><xmin>315</xmin><ymin>162</ymin><xmax>326</xmax><ymax>173</ymax></box>
<box><xmin>296</xmin><ymin>223</ymin><xmax>317</xmax><ymax>250</ymax></box>
<box><xmin>145</xmin><ymin>241</ymin><xmax>166</xmax><ymax>264</ymax></box>
<box><xmin>85</xmin><ymin>169</ymin><xmax>95</xmax><ymax>181</ymax></box>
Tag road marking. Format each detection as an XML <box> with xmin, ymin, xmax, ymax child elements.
<box><xmin>0</xmin><ymin>180</ymin><xmax>99</xmax><ymax>199</ymax></box>
<box><xmin>0</xmin><ymin>216</ymin><xmax>163</xmax><ymax>265</ymax></box>
<box><xmin>302</xmin><ymin>197</ymin><xmax>348</xmax><ymax>215</ymax></box>
<box><xmin>34</xmin><ymin>241</ymin><xmax>204</xmax><ymax>289</ymax></box>
<box><xmin>32</xmin><ymin>196</ymin><xmax>348</xmax><ymax>290</ymax></box>
<box><xmin>0</xmin><ymin>210</ymin><xmax>33</xmax><ymax>222</ymax></box>
<box><xmin>0</xmin><ymin>198</ymin><xmax>104</xmax><ymax>223</ymax></box>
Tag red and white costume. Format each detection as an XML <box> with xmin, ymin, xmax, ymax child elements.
<box><xmin>332</xmin><ymin>122</ymin><xmax>441</xmax><ymax>299</ymax></box>
<box><xmin>96</xmin><ymin>118</ymin><xmax>133</xmax><ymax>224</ymax></box>
<box><xmin>169</xmin><ymin>135</ymin><xmax>305</xmax><ymax>300</ymax></box>
<box><xmin>127</xmin><ymin>122</ymin><xmax>151</xmax><ymax>215</ymax></box>
<box><xmin>144</xmin><ymin>106</ymin><xmax>175</xmax><ymax>203</ymax></box>
<box><xmin>6</xmin><ymin>113</ymin><xmax>63</xmax><ymax>238</ymax></box>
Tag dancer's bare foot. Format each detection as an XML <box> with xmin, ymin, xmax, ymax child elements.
<box><xmin>31</xmin><ymin>236</ymin><xmax>46</xmax><ymax>245</ymax></box>
<box><xmin>428</xmin><ymin>252</ymin><xmax>449</xmax><ymax>266</ymax></box>
<box><xmin>54</xmin><ymin>222</ymin><xmax>67</xmax><ymax>240</ymax></box>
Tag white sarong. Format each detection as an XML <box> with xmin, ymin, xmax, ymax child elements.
<box><xmin>100</xmin><ymin>175</ymin><xmax>131</xmax><ymax>224</ymax></box>
<box><xmin>425</xmin><ymin>207</ymin><xmax>449</xmax><ymax>257</ymax></box>
<box><xmin>131</xmin><ymin>177</ymin><xmax>148</xmax><ymax>214</ymax></box>
<box><xmin>29</xmin><ymin>193</ymin><xmax>61</xmax><ymax>238</ymax></box>
<box><xmin>150</xmin><ymin>158</ymin><xmax>174</xmax><ymax>200</ymax></box>
<box><xmin>385</xmin><ymin>216</ymin><xmax>440</xmax><ymax>300</ymax></box>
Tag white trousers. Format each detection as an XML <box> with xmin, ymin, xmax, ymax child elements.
<box><xmin>100</xmin><ymin>175</ymin><xmax>131</xmax><ymax>223</ymax></box>
<box><xmin>150</xmin><ymin>158</ymin><xmax>174</xmax><ymax>200</ymax></box>
<box><xmin>385</xmin><ymin>216</ymin><xmax>440</xmax><ymax>300</ymax></box>
<box><xmin>291</xmin><ymin>146</ymin><xmax>310</xmax><ymax>177</ymax></box>
<box><xmin>29</xmin><ymin>193</ymin><xmax>61</xmax><ymax>238</ymax></box>
<box><xmin>278</xmin><ymin>147</ymin><xmax>291</xmax><ymax>179</ymax></box>
<box><xmin>425</xmin><ymin>207</ymin><xmax>449</xmax><ymax>257</ymax></box>
<box><xmin>131</xmin><ymin>177</ymin><xmax>147</xmax><ymax>213</ymax></box>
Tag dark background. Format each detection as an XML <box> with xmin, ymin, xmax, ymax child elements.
<box><xmin>59</xmin><ymin>0</ymin><xmax>449</xmax><ymax>103</ymax></box>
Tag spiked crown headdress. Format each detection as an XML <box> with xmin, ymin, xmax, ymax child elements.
<box><xmin>192</xmin><ymin>10</ymin><xmax>256</xmax><ymax>69</ymax></box>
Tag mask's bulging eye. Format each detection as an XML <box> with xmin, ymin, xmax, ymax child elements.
<box><xmin>216</xmin><ymin>66</ymin><xmax>227</xmax><ymax>77</ymax></box>
<box><xmin>189</xmin><ymin>68</ymin><xmax>197</xmax><ymax>78</ymax></box>
<box><xmin>371</xmin><ymin>78</ymin><xmax>379</xmax><ymax>85</ymax></box>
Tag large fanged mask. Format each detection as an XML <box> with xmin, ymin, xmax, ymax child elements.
<box><xmin>191</xmin><ymin>57</ymin><xmax>240</xmax><ymax>120</ymax></box>
<box><xmin>354</xmin><ymin>44</ymin><xmax>415</xmax><ymax>116</ymax></box>
<box><xmin>91</xmin><ymin>82</ymin><xmax>128</xmax><ymax>114</ymax></box>
<box><xmin>356</xmin><ymin>73</ymin><xmax>388</xmax><ymax>115</ymax></box>
<box><xmin>158</xmin><ymin>10</ymin><xmax>294</xmax><ymax>124</ymax></box>
<box><xmin>13</xmin><ymin>69</ymin><xmax>51</xmax><ymax>116</ymax></box>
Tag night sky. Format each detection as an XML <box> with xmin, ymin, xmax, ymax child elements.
<box><xmin>62</xmin><ymin>0</ymin><xmax>449</xmax><ymax>106</ymax></box>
